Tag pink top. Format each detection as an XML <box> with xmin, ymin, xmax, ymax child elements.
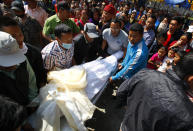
<box><xmin>24</xmin><ymin>5</ymin><xmax>48</xmax><ymax>27</ymax></box>
<box><xmin>147</xmin><ymin>53</ymin><xmax>163</xmax><ymax>69</ymax></box>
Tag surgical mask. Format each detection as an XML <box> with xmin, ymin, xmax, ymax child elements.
<box><xmin>62</xmin><ymin>43</ymin><xmax>72</xmax><ymax>49</ymax></box>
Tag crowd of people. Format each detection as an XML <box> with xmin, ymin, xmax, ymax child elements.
<box><xmin>0</xmin><ymin>0</ymin><xmax>193</xmax><ymax>130</ymax></box>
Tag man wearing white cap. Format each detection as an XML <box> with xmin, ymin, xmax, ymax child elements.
<box><xmin>0</xmin><ymin>31</ymin><xmax>38</xmax><ymax>106</ymax></box>
<box><xmin>73</xmin><ymin>23</ymin><xmax>101</xmax><ymax>64</ymax></box>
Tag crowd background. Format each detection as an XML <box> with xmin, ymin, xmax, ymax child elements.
<box><xmin>0</xmin><ymin>0</ymin><xmax>193</xmax><ymax>130</ymax></box>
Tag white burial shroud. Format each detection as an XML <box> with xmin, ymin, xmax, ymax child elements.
<box><xmin>30</xmin><ymin>51</ymin><xmax>123</xmax><ymax>131</ymax></box>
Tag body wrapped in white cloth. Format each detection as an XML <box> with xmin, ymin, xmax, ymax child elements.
<box><xmin>29</xmin><ymin>51</ymin><xmax>123</xmax><ymax>131</ymax></box>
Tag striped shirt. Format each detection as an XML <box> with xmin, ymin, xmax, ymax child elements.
<box><xmin>112</xmin><ymin>39</ymin><xmax>148</xmax><ymax>80</ymax></box>
<box><xmin>41</xmin><ymin>40</ymin><xmax>74</xmax><ymax>70</ymax></box>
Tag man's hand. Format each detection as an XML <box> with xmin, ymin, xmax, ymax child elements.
<box><xmin>166</xmin><ymin>60</ymin><xmax>171</xmax><ymax>65</ymax></box>
<box><xmin>81</xmin><ymin>30</ymin><xmax>85</xmax><ymax>34</ymax></box>
<box><xmin>156</xmin><ymin>64</ymin><xmax>160</xmax><ymax>68</ymax></box>
<box><xmin>118</xmin><ymin>63</ymin><xmax>123</xmax><ymax>70</ymax></box>
<box><xmin>109</xmin><ymin>77</ymin><xmax>113</xmax><ymax>83</ymax></box>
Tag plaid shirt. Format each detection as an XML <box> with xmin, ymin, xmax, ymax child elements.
<box><xmin>41</xmin><ymin>40</ymin><xmax>74</xmax><ymax>70</ymax></box>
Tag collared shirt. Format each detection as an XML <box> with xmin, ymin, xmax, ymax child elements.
<box><xmin>143</xmin><ymin>29</ymin><xmax>155</xmax><ymax>47</ymax></box>
<box><xmin>41</xmin><ymin>40</ymin><xmax>74</xmax><ymax>70</ymax></box>
<box><xmin>0</xmin><ymin>59</ymin><xmax>38</xmax><ymax>102</ymax></box>
<box><xmin>24</xmin><ymin>5</ymin><xmax>48</xmax><ymax>27</ymax></box>
<box><xmin>43</xmin><ymin>14</ymin><xmax>80</xmax><ymax>39</ymax></box>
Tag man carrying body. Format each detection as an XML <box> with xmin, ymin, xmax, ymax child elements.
<box><xmin>110</xmin><ymin>23</ymin><xmax>148</xmax><ymax>81</ymax></box>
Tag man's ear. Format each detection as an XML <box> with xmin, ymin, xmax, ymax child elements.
<box><xmin>188</xmin><ymin>75</ymin><xmax>193</xmax><ymax>83</ymax></box>
<box><xmin>58</xmin><ymin>9</ymin><xmax>63</xmax><ymax>14</ymax></box>
<box><xmin>185</xmin><ymin>75</ymin><xmax>193</xmax><ymax>90</ymax></box>
<box><xmin>55</xmin><ymin>36</ymin><xmax>61</xmax><ymax>43</ymax></box>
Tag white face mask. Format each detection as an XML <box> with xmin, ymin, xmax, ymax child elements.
<box><xmin>62</xmin><ymin>43</ymin><xmax>72</xmax><ymax>49</ymax></box>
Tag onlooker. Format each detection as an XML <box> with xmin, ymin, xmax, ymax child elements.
<box><xmin>158</xmin><ymin>48</ymin><xmax>176</xmax><ymax>72</ymax></box>
<box><xmin>157</xmin><ymin>16</ymin><xmax>169</xmax><ymax>33</ymax></box>
<box><xmin>138</xmin><ymin>14</ymin><xmax>147</xmax><ymax>27</ymax></box>
<box><xmin>43</xmin><ymin>1</ymin><xmax>80</xmax><ymax>42</ymax></box>
<box><xmin>110</xmin><ymin>23</ymin><xmax>148</xmax><ymax>81</ymax></box>
<box><xmin>73</xmin><ymin>8</ymin><xmax>81</xmax><ymax>23</ymax></box>
<box><xmin>98</xmin><ymin>4</ymin><xmax>116</xmax><ymax>33</ymax></box>
<box><xmin>169</xmin><ymin>32</ymin><xmax>192</xmax><ymax>52</ymax></box>
<box><xmin>24</xmin><ymin>0</ymin><xmax>48</xmax><ymax>27</ymax></box>
<box><xmin>102</xmin><ymin>18</ymin><xmax>128</xmax><ymax>56</ymax></box>
<box><xmin>37</xmin><ymin>0</ymin><xmax>55</xmax><ymax>16</ymax></box>
<box><xmin>149</xmin><ymin>31</ymin><xmax>167</xmax><ymax>58</ymax></box>
<box><xmin>118</xmin><ymin>16</ymin><xmax>129</xmax><ymax>34</ymax></box>
<box><xmin>136</xmin><ymin>6</ymin><xmax>144</xmax><ymax>20</ymax></box>
<box><xmin>76</xmin><ymin>8</ymin><xmax>89</xmax><ymax>30</ymax></box>
<box><xmin>117</xmin><ymin>51</ymin><xmax>193</xmax><ymax>131</ymax></box>
<box><xmin>0</xmin><ymin>16</ymin><xmax>47</xmax><ymax>89</ymax></box>
<box><xmin>146</xmin><ymin>8</ymin><xmax>153</xmax><ymax>18</ymax></box>
<box><xmin>11</xmin><ymin>1</ymin><xmax>45</xmax><ymax>50</ymax></box>
<box><xmin>163</xmin><ymin>17</ymin><xmax>182</xmax><ymax>47</ymax></box>
<box><xmin>0</xmin><ymin>31</ymin><xmax>38</xmax><ymax>106</ymax></box>
<box><xmin>143</xmin><ymin>15</ymin><xmax>156</xmax><ymax>48</ymax></box>
<box><xmin>116</xmin><ymin>2</ymin><xmax>131</xmax><ymax>18</ymax></box>
<box><xmin>74</xmin><ymin>23</ymin><xmax>100</xmax><ymax>64</ymax></box>
<box><xmin>128</xmin><ymin>10</ymin><xmax>137</xmax><ymax>25</ymax></box>
<box><xmin>147</xmin><ymin>46</ymin><xmax>167</xmax><ymax>70</ymax></box>
<box><xmin>42</xmin><ymin>24</ymin><xmax>75</xmax><ymax>71</ymax></box>
<box><xmin>89</xmin><ymin>8</ymin><xmax>101</xmax><ymax>26</ymax></box>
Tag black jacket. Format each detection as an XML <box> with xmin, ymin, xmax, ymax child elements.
<box><xmin>73</xmin><ymin>34</ymin><xmax>101</xmax><ymax>64</ymax></box>
<box><xmin>26</xmin><ymin>44</ymin><xmax>47</xmax><ymax>89</ymax></box>
<box><xmin>0</xmin><ymin>62</ymin><xmax>29</xmax><ymax>105</ymax></box>
<box><xmin>117</xmin><ymin>69</ymin><xmax>193</xmax><ymax>131</ymax></box>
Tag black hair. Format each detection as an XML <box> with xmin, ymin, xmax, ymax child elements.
<box><xmin>57</xmin><ymin>1</ymin><xmax>70</xmax><ymax>11</ymax></box>
<box><xmin>170</xmin><ymin>46</ymin><xmax>179</xmax><ymax>53</ymax></box>
<box><xmin>111</xmin><ymin>18</ymin><xmax>122</xmax><ymax>27</ymax></box>
<box><xmin>173</xmin><ymin>51</ymin><xmax>193</xmax><ymax>79</ymax></box>
<box><xmin>174</xmin><ymin>16</ymin><xmax>184</xmax><ymax>25</ymax></box>
<box><xmin>124</xmin><ymin>2</ymin><xmax>130</xmax><ymax>7</ymax></box>
<box><xmin>141</xmin><ymin>14</ymin><xmax>147</xmax><ymax>19</ymax></box>
<box><xmin>122</xmin><ymin>10</ymin><xmax>129</xmax><ymax>15</ymax></box>
<box><xmin>0</xmin><ymin>96</ymin><xmax>27</xmax><ymax>131</ymax></box>
<box><xmin>170</xmin><ymin>16</ymin><xmax>180</xmax><ymax>24</ymax></box>
<box><xmin>159</xmin><ymin>46</ymin><xmax>168</xmax><ymax>52</ymax></box>
<box><xmin>156</xmin><ymin>30</ymin><xmax>167</xmax><ymax>40</ymax></box>
<box><xmin>129</xmin><ymin>23</ymin><xmax>144</xmax><ymax>35</ymax></box>
<box><xmin>54</xmin><ymin>24</ymin><xmax>72</xmax><ymax>38</ymax></box>
<box><xmin>182</xmin><ymin>32</ymin><xmax>192</xmax><ymax>43</ymax></box>
<box><xmin>148</xmin><ymin>14</ymin><xmax>157</xmax><ymax>22</ymax></box>
<box><xmin>0</xmin><ymin>16</ymin><xmax>18</xmax><ymax>30</ymax></box>
<box><xmin>118</xmin><ymin>16</ymin><xmax>127</xmax><ymax>25</ymax></box>
<box><xmin>92</xmin><ymin>8</ymin><xmax>101</xmax><ymax>16</ymax></box>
